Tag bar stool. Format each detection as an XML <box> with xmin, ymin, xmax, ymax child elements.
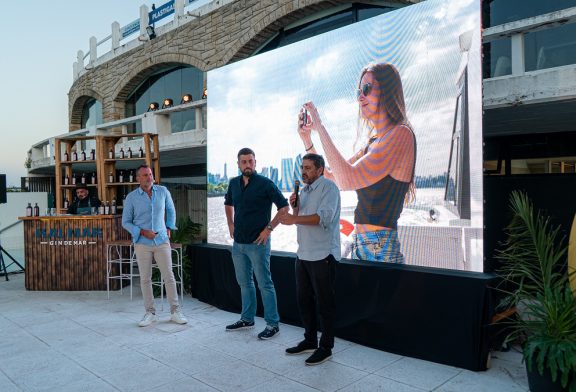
<box><xmin>106</xmin><ymin>240</ymin><xmax>138</xmax><ymax>300</ymax></box>
<box><xmin>152</xmin><ymin>242</ymin><xmax>184</xmax><ymax>307</ymax></box>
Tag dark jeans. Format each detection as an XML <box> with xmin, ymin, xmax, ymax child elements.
<box><xmin>295</xmin><ymin>254</ymin><xmax>337</xmax><ymax>350</ymax></box>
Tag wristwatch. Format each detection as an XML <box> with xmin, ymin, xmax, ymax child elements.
<box><xmin>266</xmin><ymin>224</ymin><xmax>274</xmax><ymax>231</ymax></box>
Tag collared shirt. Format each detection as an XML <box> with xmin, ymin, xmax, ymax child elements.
<box><xmin>297</xmin><ymin>175</ymin><xmax>341</xmax><ymax>261</ymax></box>
<box><xmin>122</xmin><ymin>184</ymin><xmax>176</xmax><ymax>246</ymax></box>
<box><xmin>224</xmin><ymin>173</ymin><xmax>288</xmax><ymax>244</ymax></box>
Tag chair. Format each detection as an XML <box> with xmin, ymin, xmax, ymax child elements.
<box><xmin>151</xmin><ymin>242</ymin><xmax>185</xmax><ymax>308</ymax></box>
<box><xmin>106</xmin><ymin>240</ymin><xmax>138</xmax><ymax>300</ymax></box>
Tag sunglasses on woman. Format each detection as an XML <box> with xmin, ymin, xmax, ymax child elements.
<box><xmin>356</xmin><ymin>83</ymin><xmax>372</xmax><ymax>99</ymax></box>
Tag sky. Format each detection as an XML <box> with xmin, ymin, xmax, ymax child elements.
<box><xmin>208</xmin><ymin>0</ymin><xmax>480</xmax><ymax>180</ymax></box>
<box><xmin>0</xmin><ymin>0</ymin><xmax>210</xmax><ymax>187</ymax></box>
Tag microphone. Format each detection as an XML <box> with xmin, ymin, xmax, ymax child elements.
<box><xmin>292</xmin><ymin>180</ymin><xmax>300</xmax><ymax>208</ymax></box>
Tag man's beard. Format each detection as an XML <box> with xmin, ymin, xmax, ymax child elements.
<box><xmin>242</xmin><ymin>168</ymin><xmax>253</xmax><ymax>177</ymax></box>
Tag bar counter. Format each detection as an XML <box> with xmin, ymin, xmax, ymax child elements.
<box><xmin>20</xmin><ymin>215</ymin><xmax>130</xmax><ymax>290</ymax></box>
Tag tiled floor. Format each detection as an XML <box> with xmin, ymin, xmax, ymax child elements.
<box><xmin>0</xmin><ymin>274</ymin><xmax>528</xmax><ymax>391</ymax></box>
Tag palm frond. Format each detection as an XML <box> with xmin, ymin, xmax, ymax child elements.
<box><xmin>495</xmin><ymin>191</ymin><xmax>576</xmax><ymax>391</ymax></box>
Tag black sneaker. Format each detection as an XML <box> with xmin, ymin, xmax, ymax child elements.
<box><xmin>305</xmin><ymin>347</ymin><xmax>332</xmax><ymax>365</ymax></box>
<box><xmin>286</xmin><ymin>341</ymin><xmax>317</xmax><ymax>355</ymax></box>
<box><xmin>225</xmin><ymin>320</ymin><xmax>255</xmax><ymax>331</ymax></box>
<box><xmin>257</xmin><ymin>325</ymin><xmax>279</xmax><ymax>340</ymax></box>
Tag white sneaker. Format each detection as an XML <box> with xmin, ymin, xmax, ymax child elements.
<box><xmin>170</xmin><ymin>310</ymin><xmax>188</xmax><ymax>324</ymax></box>
<box><xmin>138</xmin><ymin>312</ymin><xmax>157</xmax><ymax>327</ymax></box>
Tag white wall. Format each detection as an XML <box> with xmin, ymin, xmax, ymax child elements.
<box><xmin>0</xmin><ymin>192</ymin><xmax>48</xmax><ymax>271</ymax></box>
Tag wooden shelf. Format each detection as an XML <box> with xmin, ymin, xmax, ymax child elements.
<box><xmin>106</xmin><ymin>182</ymin><xmax>138</xmax><ymax>186</ymax></box>
<box><xmin>104</xmin><ymin>157</ymin><xmax>149</xmax><ymax>163</ymax></box>
<box><xmin>61</xmin><ymin>184</ymin><xmax>97</xmax><ymax>188</ymax></box>
<box><xmin>55</xmin><ymin>133</ymin><xmax>160</xmax><ymax>211</ymax></box>
<box><xmin>61</xmin><ymin>159</ymin><xmax>97</xmax><ymax>165</ymax></box>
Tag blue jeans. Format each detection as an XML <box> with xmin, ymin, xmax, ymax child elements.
<box><xmin>352</xmin><ymin>229</ymin><xmax>405</xmax><ymax>263</ymax></box>
<box><xmin>231</xmin><ymin>241</ymin><xmax>279</xmax><ymax>327</ymax></box>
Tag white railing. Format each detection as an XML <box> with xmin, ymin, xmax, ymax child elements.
<box><xmin>29</xmin><ymin>101</ymin><xmax>207</xmax><ymax>170</ymax></box>
<box><xmin>73</xmin><ymin>0</ymin><xmax>234</xmax><ymax>80</ymax></box>
<box><xmin>483</xmin><ymin>6</ymin><xmax>576</xmax><ymax>77</ymax></box>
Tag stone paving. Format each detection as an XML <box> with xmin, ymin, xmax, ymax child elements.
<box><xmin>0</xmin><ymin>274</ymin><xmax>528</xmax><ymax>391</ymax></box>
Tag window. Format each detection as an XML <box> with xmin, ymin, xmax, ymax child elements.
<box><xmin>525</xmin><ymin>23</ymin><xmax>576</xmax><ymax>72</ymax></box>
<box><xmin>81</xmin><ymin>99</ymin><xmax>102</xmax><ymax>129</ymax></box>
<box><xmin>483</xmin><ymin>0</ymin><xmax>576</xmax><ymax>28</ymax></box>
<box><xmin>258</xmin><ymin>4</ymin><xmax>396</xmax><ymax>54</ymax></box>
<box><xmin>483</xmin><ymin>38</ymin><xmax>512</xmax><ymax>78</ymax></box>
<box><xmin>125</xmin><ymin>66</ymin><xmax>205</xmax><ymax>133</ymax></box>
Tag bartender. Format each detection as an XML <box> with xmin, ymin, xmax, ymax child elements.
<box><xmin>68</xmin><ymin>184</ymin><xmax>102</xmax><ymax>215</ymax></box>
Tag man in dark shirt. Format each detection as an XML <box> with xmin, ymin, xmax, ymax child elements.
<box><xmin>224</xmin><ymin>147</ymin><xmax>288</xmax><ymax>340</ymax></box>
<box><xmin>68</xmin><ymin>184</ymin><xmax>101</xmax><ymax>215</ymax></box>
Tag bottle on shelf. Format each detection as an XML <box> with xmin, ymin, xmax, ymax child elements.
<box><xmin>129</xmin><ymin>170</ymin><xmax>134</xmax><ymax>183</ymax></box>
<box><xmin>89</xmin><ymin>149</ymin><xmax>95</xmax><ymax>160</ymax></box>
<box><xmin>81</xmin><ymin>150</ymin><xmax>86</xmax><ymax>160</ymax></box>
<box><xmin>33</xmin><ymin>203</ymin><xmax>40</xmax><ymax>217</ymax></box>
<box><xmin>127</xmin><ymin>147</ymin><xmax>133</xmax><ymax>158</ymax></box>
<box><xmin>72</xmin><ymin>151</ymin><xmax>78</xmax><ymax>161</ymax></box>
<box><xmin>108</xmin><ymin>172</ymin><xmax>114</xmax><ymax>183</ymax></box>
<box><xmin>81</xmin><ymin>172</ymin><xmax>86</xmax><ymax>184</ymax></box>
<box><xmin>138</xmin><ymin>146</ymin><xmax>144</xmax><ymax>158</ymax></box>
<box><xmin>91</xmin><ymin>172</ymin><xmax>96</xmax><ymax>184</ymax></box>
<box><xmin>64</xmin><ymin>175</ymin><xmax>69</xmax><ymax>185</ymax></box>
<box><xmin>63</xmin><ymin>198</ymin><xmax>69</xmax><ymax>209</ymax></box>
<box><xmin>120</xmin><ymin>148</ymin><xmax>125</xmax><ymax>159</ymax></box>
<box><xmin>108</xmin><ymin>148</ymin><xmax>114</xmax><ymax>159</ymax></box>
<box><xmin>71</xmin><ymin>173</ymin><xmax>77</xmax><ymax>185</ymax></box>
<box><xmin>111</xmin><ymin>198</ymin><xmax>117</xmax><ymax>215</ymax></box>
<box><xmin>98</xmin><ymin>203</ymin><xmax>104</xmax><ymax>215</ymax></box>
<box><xmin>118</xmin><ymin>170</ymin><xmax>124</xmax><ymax>183</ymax></box>
<box><xmin>26</xmin><ymin>203</ymin><xmax>33</xmax><ymax>217</ymax></box>
<box><xmin>64</xmin><ymin>151</ymin><xmax>69</xmax><ymax>161</ymax></box>
<box><xmin>104</xmin><ymin>201</ymin><xmax>110</xmax><ymax>215</ymax></box>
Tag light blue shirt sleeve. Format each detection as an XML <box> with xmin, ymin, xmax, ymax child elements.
<box><xmin>121</xmin><ymin>185</ymin><xmax>176</xmax><ymax>246</ymax></box>
<box><xmin>164</xmin><ymin>187</ymin><xmax>177</xmax><ymax>230</ymax></box>
<box><xmin>316</xmin><ymin>183</ymin><xmax>340</xmax><ymax>230</ymax></box>
<box><xmin>122</xmin><ymin>192</ymin><xmax>141</xmax><ymax>242</ymax></box>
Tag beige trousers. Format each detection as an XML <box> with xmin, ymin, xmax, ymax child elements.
<box><xmin>134</xmin><ymin>242</ymin><xmax>179</xmax><ymax>313</ymax></box>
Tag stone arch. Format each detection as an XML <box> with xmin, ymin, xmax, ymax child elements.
<box><xmin>112</xmin><ymin>53</ymin><xmax>207</xmax><ymax>103</ymax></box>
<box><xmin>221</xmin><ymin>0</ymin><xmax>353</xmax><ymax>65</ymax></box>
<box><xmin>69</xmin><ymin>89</ymin><xmax>105</xmax><ymax>131</ymax></box>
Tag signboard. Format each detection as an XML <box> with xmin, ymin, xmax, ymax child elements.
<box><xmin>121</xmin><ymin>19</ymin><xmax>140</xmax><ymax>39</ymax></box>
<box><xmin>36</xmin><ymin>227</ymin><xmax>103</xmax><ymax>246</ymax></box>
<box><xmin>149</xmin><ymin>1</ymin><xmax>175</xmax><ymax>24</ymax></box>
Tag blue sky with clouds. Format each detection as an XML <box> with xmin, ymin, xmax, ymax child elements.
<box><xmin>0</xmin><ymin>0</ymin><xmax>210</xmax><ymax>187</ymax></box>
<box><xmin>208</xmin><ymin>0</ymin><xmax>480</xmax><ymax>180</ymax></box>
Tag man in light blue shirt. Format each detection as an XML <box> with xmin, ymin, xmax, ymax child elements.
<box><xmin>122</xmin><ymin>164</ymin><xmax>187</xmax><ymax>327</ymax></box>
<box><xmin>281</xmin><ymin>153</ymin><xmax>341</xmax><ymax>366</ymax></box>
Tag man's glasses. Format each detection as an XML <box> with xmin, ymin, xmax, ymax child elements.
<box><xmin>356</xmin><ymin>83</ymin><xmax>372</xmax><ymax>99</ymax></box>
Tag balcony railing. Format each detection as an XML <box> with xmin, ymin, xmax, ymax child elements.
<box><xmin>483</xmin><ymin>6</ymin><xmax>576</xmax><ymax>78</ymax></box>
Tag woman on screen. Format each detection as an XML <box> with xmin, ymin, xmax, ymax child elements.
<box><xmin>297</xmin><ymin>62</ymin><xmax>416</xmax><ymax>263</ymax></box>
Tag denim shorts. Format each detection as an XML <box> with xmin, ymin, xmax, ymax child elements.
<box><xmin>351</xmin><ymin>229</ymin><xmax>405</xmax><ymax>263</ymax></box>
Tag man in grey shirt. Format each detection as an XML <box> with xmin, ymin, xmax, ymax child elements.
<box><xmin>280</xmin><ymin>153</ymin><xmax>341</xmax><ymax>365</ymax></box>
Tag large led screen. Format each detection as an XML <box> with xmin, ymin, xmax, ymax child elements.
<box><xmin>207</xmin><ymin>0</ymin><xmax>483</xmax><ymax>271</ymax></box>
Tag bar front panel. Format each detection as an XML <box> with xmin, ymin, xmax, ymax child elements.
<box><xmin>22</xmin><ymin>216</ymin><xmax>130</xmax><ymax>290</ymax></box>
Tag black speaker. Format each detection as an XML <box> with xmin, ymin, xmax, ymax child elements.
<box><xmin>0</xmin><ymin>174</ymin><xmax>6</xmax><ymax>204</ymax></box>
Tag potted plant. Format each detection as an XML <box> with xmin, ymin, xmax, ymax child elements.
<box><xmin>151</xmin><ymin>216</ymin><xmax>202</xmax><ymax>296</ymax></box>
<box><xmin>496</xmin><ymin>191</ymin><xmax>576</xmax><ymax>392</ymax></box>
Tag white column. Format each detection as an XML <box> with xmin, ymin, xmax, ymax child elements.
<box><xmin>111</xmin><ymin>22</ymin><xmax>120</xmax><ymax>50</ymax></box>
<box><xmin>140</xmin><ymin>5</ymin><xmax>149</xmax><ymax>36</ymax></box>
<box><xmin>89</xmin><ymin>37</ymin><xmax>97</xmax><ymax>64</ymax></box>
<box><xmin>195</xmin><ymin>107</ymin><xmax>203</xmax><ymax>131</ymax></box>
<box><xmin>511</xmin><ymin>34</ymin><xmax>525</xmax><ymax>76</ymax></box>
<box><xmin>175</xmin><ymin>0</ymin><xmax>185</xmax><ymax>17</ymax></box>
<box><xmin>142</xmin><ymin>113</ymin><xmax>171</xmax><ymax>136</ymax></box>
